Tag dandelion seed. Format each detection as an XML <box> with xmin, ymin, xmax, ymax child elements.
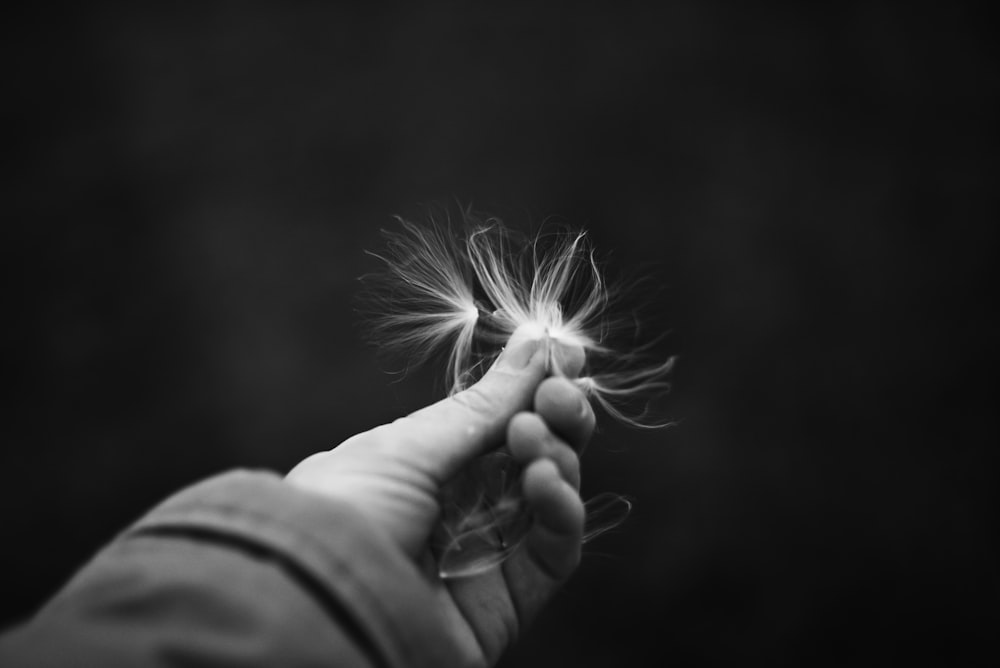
<box><xmin>361</xmin><ymin>210</ymin><xmax>675</xmax><ymax>578</ymax></box>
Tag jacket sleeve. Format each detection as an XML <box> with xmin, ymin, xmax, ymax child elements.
<box><xmin>0</xmin><ymin>470</ymin><xmax>482</xmax><ymax>668</ymax></box>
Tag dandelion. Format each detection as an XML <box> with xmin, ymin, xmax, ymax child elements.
<box><xmin>361</xmin><ymin>209</ymin><xmax>674</xmax><ymax>577</ymax></box>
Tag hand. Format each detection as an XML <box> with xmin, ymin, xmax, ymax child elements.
<box><xmin>286</xmin><ymin>326</ymin><xmax>594</xmax><ymax>665</ymax></box>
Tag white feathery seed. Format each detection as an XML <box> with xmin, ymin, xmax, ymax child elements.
<box><xmin>361</xmin><ymin>212</ymin><xmax>675</xmax><ymax>577</ymax></box>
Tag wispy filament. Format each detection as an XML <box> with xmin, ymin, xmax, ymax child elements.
<box><xmin>362</xmin><ymin>213</ymin><xmax>675</xmax><ymax>577</ymax></box>
<box><xmin>365</xmin><ymin>216</ymin><xmax>674</xmax><ymax>426</ymax></box>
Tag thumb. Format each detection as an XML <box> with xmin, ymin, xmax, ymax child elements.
<box><xmin>385</xmin><ymin>326</ymin><xmax>548</xmax><ymax>483</ymax></box>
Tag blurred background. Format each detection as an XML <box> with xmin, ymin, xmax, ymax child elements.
<box><xmin>3</xmin><ymin>2</ymin><xmax>996</xmax><ymax>665</ymax></box>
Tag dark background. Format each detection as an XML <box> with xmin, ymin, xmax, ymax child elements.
<box><xmin>4</xmin><ymin>3</ymin><xmax>996</xmax><ymax>665</ymax></box>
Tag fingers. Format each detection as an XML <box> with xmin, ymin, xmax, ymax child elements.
<box><xmin>507</xmin><ymin>412</ymin><xmax>581</xmax><ymax>489</ymax></box>
<box><xmin>500</xmin><ymin>424</ymin><xmax>585</xmax><ymax>627</ymax></box>
<box><xmin>521</xmin><ymin>459</ymin><xmax>584</xmax><ymax>581</ymax></box>
<box><xmin>505</xmin><ymin>351</ymin><xmax>592</xmax><ymax>580</ymax></box>
<box><xmin>506</xmin><ymin>409</ymin><xmax>585</xmax><ymax>581</ymax></box>
<box><xmin>533</xmin><ymin>376</ymin><xmax>596</xmax><ymax>452</ymax></box>
<box><xmin>382</xmin><ymin>326</ymin><xmax>548</xmax><ymax>482</ymax></box>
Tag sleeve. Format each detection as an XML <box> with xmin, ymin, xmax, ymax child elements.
<box><xmin>0</xmin><ymin>470</ymin><xmax>483</xmax><ymax>668</ymax></box>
